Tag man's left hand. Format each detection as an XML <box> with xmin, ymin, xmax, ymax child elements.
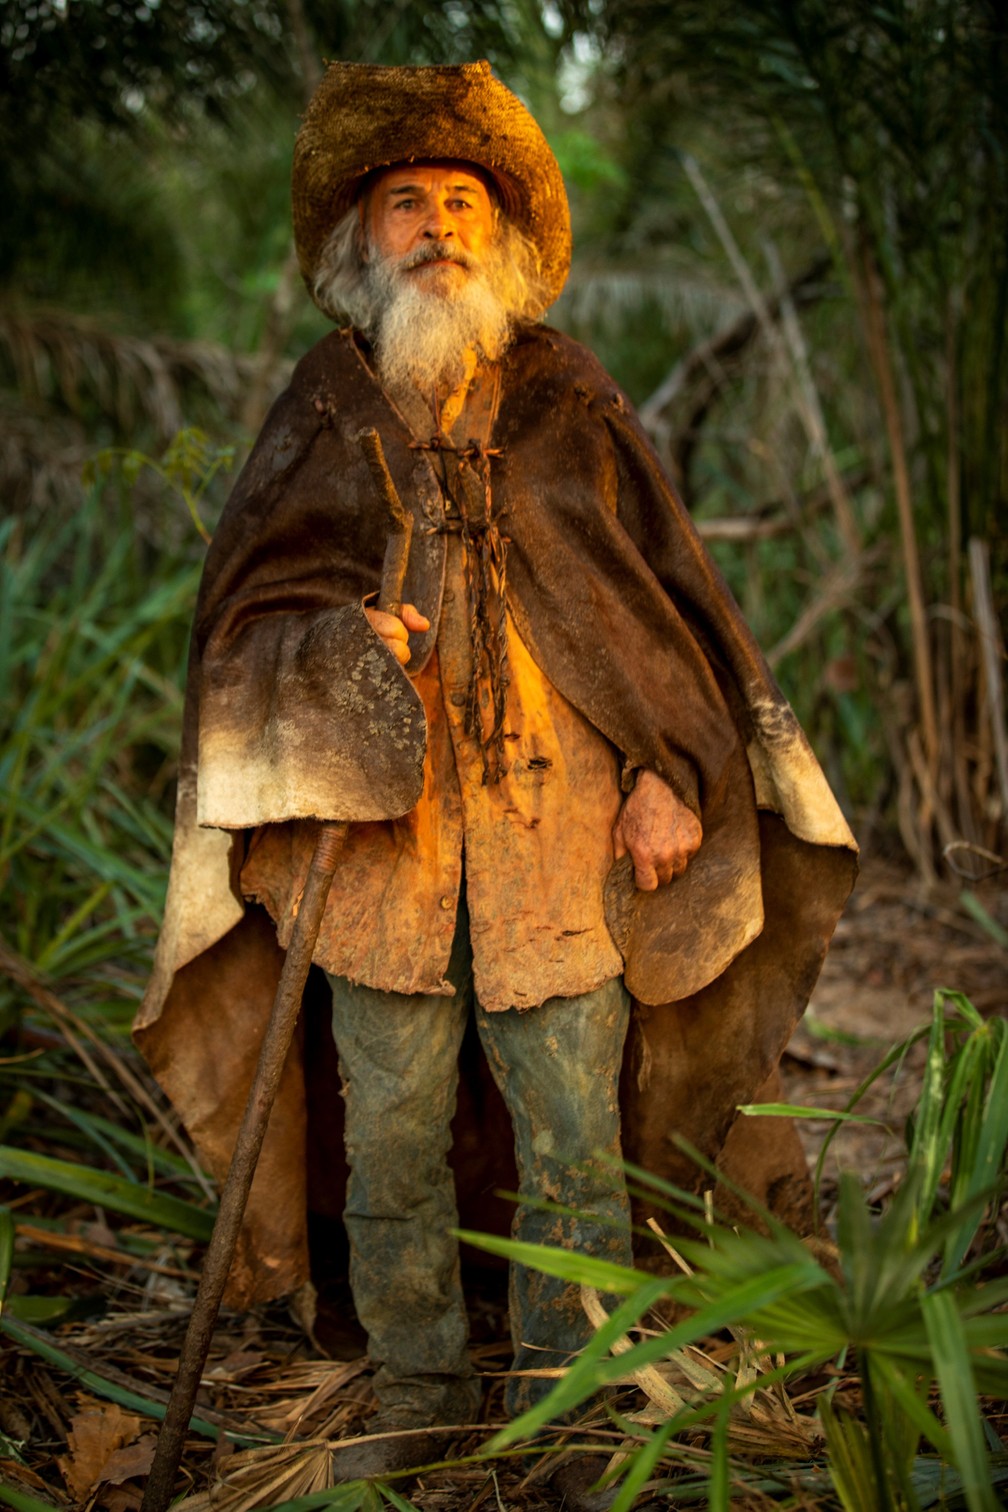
<box><xmin>613</xmin><ymin>769</ymin><xmax>702</xmax><ymax>890</ymax></box>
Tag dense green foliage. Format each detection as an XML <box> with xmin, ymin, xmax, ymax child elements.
<box><xmin>0</xmin><ymin>478</ymin><xmax>198</xmax><ymax>1034</ymax></box>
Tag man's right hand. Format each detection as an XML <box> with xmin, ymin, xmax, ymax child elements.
<box><xmin>364</xmin><ymin>603</ymin><xmax>430</xmax><ymax>665</ymax></box>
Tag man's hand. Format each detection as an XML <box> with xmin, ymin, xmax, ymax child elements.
<box><xmin>364</xmin><ymin>603</ymin><xmax>430</xmax><ymax>665</ymax></box>
<box><xmin>613</xmin><ymin>769</ymin><xmax>703</xmax><ymax>890</ymax></box>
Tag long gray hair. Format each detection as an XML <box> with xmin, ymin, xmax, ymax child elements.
<box><xmin>311</xmin><ymin>206</ymin><xmax>552</xmax><ymax>331</ymax></box>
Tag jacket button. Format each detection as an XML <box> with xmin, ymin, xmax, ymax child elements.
<box><xmin>449</xmin><ymin>691</ymin><xmax>467</xmax><ymax>707</ymax></box>
<box><xmin>440</xmin><ymin>895</ymin><xmax>454</xmax><ymax>910</ymax></box>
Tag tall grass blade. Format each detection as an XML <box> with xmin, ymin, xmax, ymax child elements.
<box><xmin>452</xmin><ymin>1234</ymin><xmax>650</xmax><ymax>1294</ymax></box>
<box><xmin>0</xmin><ymin>1315</ymin><xmax>224</xmax><ymax>1440</ymax></box>
<box><xmin>912</xmin><ymin>997</ymin><xmax>957</xmax><ymax>1228</ymax></box>
<box><xmin>820</xmin><ymin>1394</ymin><xmax>892</xmax><ymax>1512</ymax></box>
<box><xmin>374</xmin><ymin>1486</ymin><xmax>421</xmax><ymax>1511</ymax></box>
<box><xmin>609</xmin><ymin>1418</ymin><xmax>676</xmax><ymax>1511</ymax></box>
<box><xmin>934</xmin><ymin>992</ymin><xmax>985</xmax><ymax>1032</ymax></box>
<box><xmin>65</xmin><ymin>1109</ymin><xmax>206</xmax><ymax>1181</ymax></box>
<box><xmin>945</xmin><ymin>1022</ymin><xmax>1008</xmax><ymax>1273</ymax></box>
<box><xmin>2</xmin><ymin>1296</ymin><xmax>95</xmax><ymax>1325</ymax></box>
<box><xmin>0</xmin><ymin>1479</ymin><xmax>68</xmax><ymax>1512</ymax></box>
<box><xmin>0</xmin><ymin>1207</ymin><xmax>12</xmax><ymax>1307</ymax></box>
<box><xmin>258</xmin><ymin>1486</ymin><xmax>413</xmax><ymax>1510</ymax></box>
<box><xmin>958</xmin><ymin>891</ymin><xmax>1008</xmax><ymax>948</ymax></box>
<box><xmin>0</xmin><ymin>1147</ymin><xmax>214</xmax><ymax>1239</ymax></box>
<box><xmin>30</xmin><ymin>1091</ymin><xmax>139</xmax><ymax>1180</ymax></box>
<box><xmin>921</xmin><ymin>1290</ymin><xmax>1001</xmax><ymax>1512</ymax></box>
<box><xmin>812</xmin><ymin>1027</ymin><xmax>931</xmax><ymax>1194</ymax></box>
<box><xmin>738</xmin><ymin>1101</ymin><xmax>883</xmax><ymax>1127</ymax></box>
<box><xmin>870</xmin><ymin>1355</ymin><xmax>952</xmax><ymax>1460</ymax></box>
<box><xmin>707</xmin><ymin>1385</ymin><xmax>731</xmax><ymax>1512</ymax></box>
<box><xmin>482</xmin><ymin>1250</ymin><xmax>824</xmax><ymax>1448</ymax></box>
<box><xmin>483</xmin><ymin>1274</ymin><xmax>674</xmax><ymax>1447</ymax></box>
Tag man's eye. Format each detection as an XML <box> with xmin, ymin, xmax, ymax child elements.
<box><xmin>393</xmin><ymin>199</ymin><xmax>415</xmax><ymax>211</ymax></box>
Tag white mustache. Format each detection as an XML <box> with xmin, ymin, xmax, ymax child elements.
<box><xmin>400</xmin><ymin>241</ymin><xmax>476</xmax><ymax>272</ymax></box>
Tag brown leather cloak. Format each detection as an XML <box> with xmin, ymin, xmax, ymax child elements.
<box><xmin>134</xmin><ymin>323</ymin><xmax>858</xmax><ymax>1307</ymax></box>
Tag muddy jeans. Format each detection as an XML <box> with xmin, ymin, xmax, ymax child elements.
<box><xmin>326</xmin><ymin>901</ymin><xmax>631</xmax><ymax>1424</ymax></box>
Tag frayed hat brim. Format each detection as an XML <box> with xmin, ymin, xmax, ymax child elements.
<box><xmin>292</xmin><ymin>61</ymin><xmax>571</xmax><ymax>316</ymax></box>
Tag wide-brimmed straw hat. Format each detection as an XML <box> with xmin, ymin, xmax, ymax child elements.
<box><xmin>292</xmin><ymin>60</ymin><xmax>571</xmax><ymax>316</ymax></box>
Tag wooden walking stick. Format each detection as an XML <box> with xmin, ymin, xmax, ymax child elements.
<box><xmin>141</xmin><ymin>430</ymin><xmax>420</xmax><ymax>1512</ymax></box>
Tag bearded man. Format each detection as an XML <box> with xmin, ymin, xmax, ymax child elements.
<box><xmin>136</xmin><ymin>61</ymin><xmax>857</xmax><ymax>1497</ymax></box>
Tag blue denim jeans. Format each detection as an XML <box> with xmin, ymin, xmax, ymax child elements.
<box><xmin>327</xmin><ymin>899</ymin><xmax>631</xmax><ymax>1423</ymax></box>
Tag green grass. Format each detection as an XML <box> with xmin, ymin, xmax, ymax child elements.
<box><xmin>0</xmin><ymin>460</ymin><xmax>220</xmax><ymax>1406</ymax></box>
<box><xmin>0</xmin><ymin>472</ymin><xmax>201</xmax><ymax>1029</ymax></box>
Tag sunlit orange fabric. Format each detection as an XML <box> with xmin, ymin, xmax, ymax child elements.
<box><xmin>240</xmin><ymin>531</ymin><xmax>625</xmax><ymax>1011</ymax></box>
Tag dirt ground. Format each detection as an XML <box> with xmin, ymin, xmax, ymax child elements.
<box><xmin>1</xmin><ymin>857</ymin><xmax>1005</xmax><ymax>1510</ymax></box>
<box><xmin>782</xmin><ymin>857</ymin><xmax>1006</xmax><ymax>1208</ymax></box>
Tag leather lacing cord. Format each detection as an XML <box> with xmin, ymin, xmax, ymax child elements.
<box><xmin>411</xmin><ymin>431</ymin><xmax>511</xmax><ymax>784</ymax></box>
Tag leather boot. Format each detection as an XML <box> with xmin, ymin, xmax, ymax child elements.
<box><xmin>545</xmin><ymin>1452</ymin><xmax>621</xmax><ymax>1511</ymax></box>
<box><xmin>330</xmin><ymin>1419</ymin><xmax>455</xmax><ymax>1484</ymax></box>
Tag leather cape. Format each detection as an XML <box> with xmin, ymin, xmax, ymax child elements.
<box><xmin>134</xmin><ymin>323</ymin><xmax>858</xmax><ymax>1308</ymax></box>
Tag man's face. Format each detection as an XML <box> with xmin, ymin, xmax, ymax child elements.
<box><xmin>364</xmin><ymin>161</ymin><xmax>496</xmax><ymax>293</ymax></box>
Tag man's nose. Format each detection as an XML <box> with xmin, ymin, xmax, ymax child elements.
<box><xmin>422</xmin><ymin>204</ymin><xmax>454</xmax><ymax>239</ymax></box>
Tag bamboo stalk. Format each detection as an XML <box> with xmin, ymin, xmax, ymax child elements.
<box><xmin>968</xmin><ymin>538</ymin><xmax>1008</xmax><ymax>822</ymax></box>
<box><xmin>680</xmin><ymin>154</ymin><xmax>861</xmax><ymax>558</ymax></box>
<box><xmin>945</xmin><ymin>296</ymin><xmax>976</xmax><ymax>843</ymax></box>
<box><xmin>856</xmin><ymin>244</ymin><xmax>940</xmax><ymax>775</ymax></box>
<box><xmin>763</xmin><ymin>237</ymin><xmax>860</xmax><ymax>560</ymax></box>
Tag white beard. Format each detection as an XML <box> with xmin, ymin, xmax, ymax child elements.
<box><xmin>365</xmin><ymin>241</ymin><xmax>514</xmax><ymax>395</ymax></box>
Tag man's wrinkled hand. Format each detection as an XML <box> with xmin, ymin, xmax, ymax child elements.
<box><xmin>612</xmin><ymin>769</ymin><xmax>703</xmax><ymax>890</ymax></box>
<box><xmin>364</xmin><ymin>603</ymin><xmax>430</xmax><ymax>665</ymax></box>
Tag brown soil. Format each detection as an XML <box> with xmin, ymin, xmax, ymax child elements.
<box><xmin>783</xmin><ymin>858</ymin><xmax>1006</xmax><ymax>1208</ymax></box>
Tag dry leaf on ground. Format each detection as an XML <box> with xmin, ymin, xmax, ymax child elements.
<box><xmin>101</xmin><ymin>1433</ymin><xmax>158</xmax><ymax>1485</ymax></box>
<box><xmin>57</xmin><ymin>1402</ymin><xmax>145</xmax><ymax>1501</ymax></box>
